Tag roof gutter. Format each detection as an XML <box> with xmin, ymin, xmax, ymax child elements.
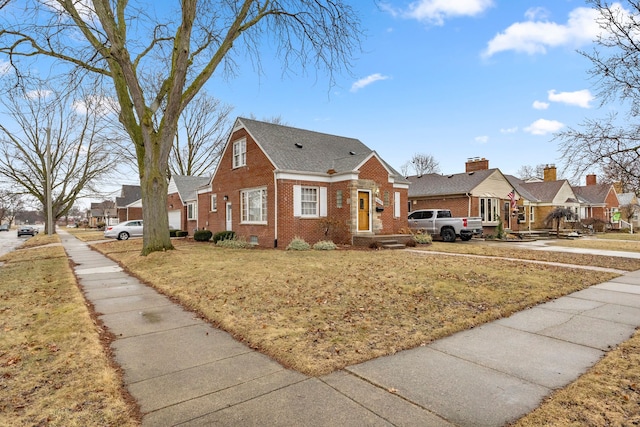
<box><xmin>273</xmin><ymin>170</ymin><xmax>278</xmax><ymax>248</ymax></box>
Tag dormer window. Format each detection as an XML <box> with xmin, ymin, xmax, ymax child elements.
<box><xmin>233</xmin><ymin>138</ymin><xmax>246</xmax><ymax>168</ymax></box>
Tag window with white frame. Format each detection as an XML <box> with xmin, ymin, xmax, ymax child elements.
<box><xmin>293</xmin><ymin>185</ymin><xmax>327</xmax><ymax>218</ymax></box>
<box><xmin>394</xmin><ymin>192</ymin><xmax>401</xmax><ymax>218</ymax></box>
<box><xmin>211</xmin><ymin>194</ymin><xmax>217</xmax><ymax>212</ymax></box>
<box><xmin>232</xmin><ymin>138</ymin><xmax>246</xmax><ymax>168</ymax></box>
<box><xmin>187</xmin><ymin>202</ymin><xmax>196</xmax><ymax>220</ymax></box>
<box><xmin>301</xmin><ymin>187</ymin><xmax>318</xmax><ymax>216</ymax></box>
<box><xmin>241</xmin><ymin>187</ymin><xmax>267</xmax><ymax>223</ymax></box>
<box><xmin>529</xmin><ymin>206</ymin><xmax>535</xmax><ymax>223</ymax></box>
<box><xmin>479</xmin><ymin>197</ymin><xmax>499</xmax><ymax>223</ymax></box>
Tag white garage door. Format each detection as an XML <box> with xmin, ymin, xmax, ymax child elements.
<box><xmin>168</xmin><ymin>210</ymin><xmax>182</xmax><ymax>230</ymax></box>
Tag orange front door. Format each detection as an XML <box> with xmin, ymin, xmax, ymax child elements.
<box><xmin>358</xmin><ymin>191</ymin><xmax>370</xmax><ymax>231</ymax></box>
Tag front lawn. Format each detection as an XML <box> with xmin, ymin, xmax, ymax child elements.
<box><xmin>91</xmin><ymin>239</ymin><xmax>618</xmax><ymax>376</ymax></box>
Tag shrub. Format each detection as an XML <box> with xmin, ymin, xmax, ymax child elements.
<box><xmin>213</xmin><ymin>230</ymin><xmax>236</xmax><ymax>243</ymax></box>
<box><xmin>176</xmin><ymin>231</ymin><xmax>189</xmax><ymax>237</ymax></box>
<box><xmin>313</xmin><ymin>240</ymin><xmax>337</xmax><ymax>250</ymax></box>
<box><xmin>286</xmin><ymin>236</ymin><xmax>311</xmax><ymax>251</ymax></box>
<box><xmin>193</xmin><ymin>229</ymin><xmax>213</xmax><ymax>242</ymax></box>
<box><xmin>169</xmin><ymin>229</ymin><xmax>178</xmax><ymax>237</ymax></box>
<box><xmin>216</xmin><ymin>237</ymin><xmax>251</xmax><ymax>249</ymax></box>
<box><xmin>413</xmin><ymin>232</ymin><xmax>432</xmax><ymax>245</ymax></box>
<box><xmin>369</xmin><ymin>241</ymin><xmax>380</xmax><ymax>250</ymax></box>
<box><xmin>405</xmin><ymin>238</ymin><xmax>417</xmax><ymax>247</ymax></box>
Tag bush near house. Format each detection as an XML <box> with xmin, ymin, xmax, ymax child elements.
<box><xmin>286</xmin><ymin>236</ymin><xmax>311</xmax><ymax>251</ymax></box>
<box><xmin>193</xmin><ymin>230</ymin><xmax>213</xmax><ymax>242</ymax></box>
<box><xmin>213</xmin><ymin>230</ymin><xmax>236</xmax><ymax>243</ymax></box>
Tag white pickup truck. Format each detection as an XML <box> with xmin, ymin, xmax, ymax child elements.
<box><xmin>408</xmin><ymin>209</ymin><xmax>483</xmax><ymax>242</ymax></box>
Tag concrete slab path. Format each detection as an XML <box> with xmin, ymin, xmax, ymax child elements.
<box><xmin>58</xmin><ymin>230</ymin><xmax>640</xmax><ymax>426</ymax></box>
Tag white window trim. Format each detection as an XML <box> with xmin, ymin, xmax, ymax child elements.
<box><xmin>241</xmin><ymin>187</ymin><xmax>267</xmax><ymax>224</ymax></box>
<box><xmin>232</xmin><ymin>138</ymin><xmax>247</xmax><ymax>168</ymax></box>
<box><xmin>211</xmin><ymin>194</ymin><xmax>217</xmax><ymax>212</ymax></box>
<box><xmin>187</xmin><ymin>202</ymin><xmax>197</xmax><ymax>220</ymax></box>
<box><xmin>529</xmin><ymin>205</ymin><xmax>535</xmax><ymax>223</ymax></box>
<box><xmin>479</xmin><ymin>197</ymin><xmax>500</xmax><ymax>224</ymax></box>
<box><xmin>293</xmin><ymin>185</ymin><xmax>327</xmax><ymax>218</ymax></box>
<box><xmin>394</xmin><ymin>191</ymin><xmax>401</xmax><ymax>218</ymax></box>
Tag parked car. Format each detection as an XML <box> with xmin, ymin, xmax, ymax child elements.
<box><xmin>408</xmin><ymin>209</ymin><xmax>483</xmax><ymax>242</ymax></box>
<box><xmin>17</xmin><ymin>225</ymin><xmax>38</xmax><ymax>237</ymax></box>
<box><xmin>104</xmin><ymin>220</ymin><xmax>143</xmax><ymax>240</ymax></box>
<box><xmin>0</xmin><ymin>224</ymin><xmax>9</xmax><ymax>231</ymax></box>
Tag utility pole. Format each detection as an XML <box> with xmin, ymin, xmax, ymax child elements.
<box><xmin>46</xmin><ymin>127</ymin><xmax>53</xmax><ymax>235</ymax></box>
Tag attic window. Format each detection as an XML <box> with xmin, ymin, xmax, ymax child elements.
<box><xmin>349</xmin><ymin>151</ymin><xmax>356</xmax><ymax>155</ymax></box>
<box><xmin>468</xmin><ymin>171</ymin><xmax>475</xmax><ymax>175</ymax></box>
<box><xmin>295</xmin><ymin>142</ymin><xmax>303</xmax><ymax>148</ymax></box>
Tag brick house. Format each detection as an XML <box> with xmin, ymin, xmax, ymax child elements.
<box><xmin>617</xmin><ymin>192</ymin><xmax>639</xmax><ymax>230</ymax></box>
<box><xmin>89</xmin><ymin>200</ymin><xmax>117</xmax><ymax>227</ymax></box>
<box><xmin>115</xmin><ymin>185</ymin><xmax>142</xmax><ymax>222</ymax></box>
<box><xmin>196</xmin><ymin>117</ymin><xmax>409</xmax><ymax>248</ymax></box>
<box><xmin>167</xmin><ymin>175</ymin><xmax>210</xmax><ymax>234</ymax></box>
<box><xmin>408</xmin><ymin>158</ymin><xmax>518</xmax><ymax>235</ymax></box>
<box><xmin>506</xmin><ymin>165</ymin><xmax>581</xmax><ymax>231</ymax></box>
<box><xmin>573</xmin><ymin>174</ymin><xmax>620</xmax><ymax>229</ymax></box>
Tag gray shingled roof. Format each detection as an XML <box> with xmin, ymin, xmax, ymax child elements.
<box><xmin>407</xmin><ymin>169</ymin><xmax>498</xmax><ymax>197</ymax></box>
<box><xmin>505</xmin><ymin>175</ymin><xmax>539</xmax><ymax>202</ymax></box>
<box><xmin>115</xmin><ymin>185</ymin><xmax>141</xmax><ymax>207</ymax></box>
<box><xmin>573</xmin><ymin>183</ymin><xmax>615</xmax><ymax>205</ymax></box>
<box><xmin>173</xmin><ymin>175</ymin><xmax>209</xmax><ymax>202</ymax></box>
<box><xmin>517</xmin><ymin>180</ymin><xmax>569</xmax><ymax>203</ymax></box>
<box><xmin>238</xmin><ymin>118</ymin><xmax>406</xmax><ymax>182</ymax></box>
<box><xmin>618</xmin><ymin>192</ymin><xmax>638</xmax><ymax>206</ymax></box>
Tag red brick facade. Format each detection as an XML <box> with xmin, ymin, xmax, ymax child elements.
<box><xmin>197</xmin><ymin>125</ymin><xmax>408</xmax><ymax>248</ymax></box>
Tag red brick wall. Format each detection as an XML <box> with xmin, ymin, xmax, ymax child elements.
<box><xmin>201</xmin><ymin>128</ymin><xmax>277</xmax><ymax>246</ymax></box>
<box><xmin>127</xmin><ymin>207</ymin><xmax>143</xmax><ymax>221</ymax></box>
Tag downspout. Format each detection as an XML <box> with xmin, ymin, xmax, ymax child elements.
<box><xmin>466</xmin><ymin>193</ymin><xmax>472</xmax><ymax>217</ymax></box>
<box><xmin>273</xmin><ymin>171</ymin><xmax>278</xmax><ymax>248</ymax></box>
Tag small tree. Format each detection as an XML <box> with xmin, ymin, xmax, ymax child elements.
<box><xmin>544</xmin><ymin>207</ymin><xmax>575</xmax><ymax>237</ymax></box>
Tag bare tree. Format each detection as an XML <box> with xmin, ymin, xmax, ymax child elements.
<box><xmin>170</xmin><ymin>92</ymin><xmax>233</xmax><ymax>178</ymax></box>
<box><xmin>516</xmin><ymin>164</ymin><xmax>547</xmax><ymax>181</ymax></box>
<box><xmin>0</xmin><ymin>188</ymin><xmax>24</xmax><ymax>226</ymax></box>
<box><xmin>0</xmin><ymin>86</ymin><xmax>114</xmax><ymax>234</ymax></box>
<box><xmin>0</xmin><ymin>1</ymin><xmax>362</xmax><ymax>255</ymax></box>
<box><xmin>405</xmin><ymin>153</ymin><xmax>440</xmax><ymax>176</ymax></box>
<box><xmin>557</xmin><ymin>1</ymin><xmax>640</xmax><ymax>195</ymax></box>
<box><xmin>544</xmin><ymin>207</ymin><xmax>576</xmax><ymax>237</ymax></box>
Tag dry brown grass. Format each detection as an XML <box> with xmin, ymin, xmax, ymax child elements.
<box><xmin>415</xmin><ymin>241</ymin><xmax>640</xmax><ymax>271</ymax></box>
<box><xmin>65</xmin><ymin>228</ymin><xmax>107</xmax><ymax>242</ymax></box>
<box><xmin>91</xmin><ymin>239</ymin><xmax>618</xmax><ymax>376</ymax></box>
<box><xmin>514</xmin><ymin>329</ymin><xmax>640</xmax><ymax>426</ymax></box>
<box><xmin>547</xmin><ymin>237</ymin><xmax>640</xmax><ymax>253</ymax></box>
<box><xmin>0</xmin><ymin>235</ymin><xmax>139</xmax><ymax>426</ymax></box>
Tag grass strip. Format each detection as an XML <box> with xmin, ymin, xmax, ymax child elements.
<box><xmin>0</xmin><ymin>235</ymin><xmax>139</xmax><ymax>426</ymax></box>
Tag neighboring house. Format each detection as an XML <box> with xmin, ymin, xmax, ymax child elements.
<box><xmin>115</xmin><ymin>185</ymin><xmax>142</xmax><ymax>222</ymax></box>
<box><xmin>89</xmin><ymin>200</ymin><xmax>117</xmax><ymax>227</ymax></box>
<box><xmin>507</xmin><ymin>166</ymin><xmax>580</xmax><ymax>231</ymax></box>
<box><xmin>617</xmin><ymin>192</ymin><xmax>640</xmax><ymax>231</ymax></box>
<box><xmin>408</xmin><ymin>158</ymin><xmax>517</xmax><ymax>235</ymax></box>
<box><xmin>572</xmin><ymin>174</ymin><xmax>620</xmax><ymax>229</ymax></box>
<box><xmin>167</xmin><ymin>175</ymin><xmax>210</xmax><ymax>233</ymax></box>
<box><xmin>197</xmin><ymin>117</ymin><xmax>409</xmax><ymax>248</ymax></box>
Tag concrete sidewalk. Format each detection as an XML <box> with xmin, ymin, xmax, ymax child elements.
<box><xmin>59</xmin><ymin>230</ymin><xmax>640</xmax><ymax>426</ymax></box>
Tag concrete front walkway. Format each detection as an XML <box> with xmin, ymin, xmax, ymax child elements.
<box><xmin>58</xmin><ymin>230</ymin><xmax>640</xmax><ymax>426</ymax></box>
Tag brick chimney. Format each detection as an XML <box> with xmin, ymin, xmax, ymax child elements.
<box><xmin>465</xmin><ymin>157</ymin><xmax>489</xmax><ymax>173</ymax></box>
<box><xmin>586</xmin><ymin>174</ymin><xmax>597</xmax><ymax>186</ymax></box>
<box><xmin>543</xmin><ymin>164</ymin><xmax>557</xmax><ymax>182</ymax></box>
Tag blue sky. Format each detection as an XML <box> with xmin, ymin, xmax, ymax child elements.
<box><xmin>208</xmin><ymin>0</ymin><xmax>609</xmax><ymax>179</ymax></box>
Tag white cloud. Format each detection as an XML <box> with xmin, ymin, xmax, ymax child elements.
<box><xmin>548</xmin><ymin>89</ymin><xmax>594</xmax><ymax>108</ymax></box>
<box><xmin>350</xmin><ymin>73</ymin><xmax>390</xmax><ymax>92</ymax></box>
<box><xmin>474</xmin><ymin>135</ymin><xmax>489</xmax><ymax>143</ymax></box>
<box><xmin>482</xmin><ymin>6</ymin><xmax>602</xmax><ymax>58</ymax></box>
<box><xmin>25</xmin><ymin>89</ymin><xmax>53</xmax><ymax>100</ymax></box>
<box><xmin>525</xmin><ymin>7</ymin><xmax>550</xmax><ymax>21</ymax></box>
<box><xmin>384</xmin><ymin>0</ymin><xmax>494</xmax><ymax>25</ymax></box>
<box><xmin>0</xmin><ymin>60</ymin><xmax>10</xmax><ymax>76</ymax></box>
<box><xmin>524</xmin><ymin>119</ymin><xmax>564</xmax><ymax>135</ymax></box>
<box><xmin>500</xmin><ymin>127</ymin><xmax>518</xmax><ymax>134</ymax></box>
<box><xmin>533</xmin><ymin>100</ymin><xmax>549</xmax><ymax>110</ymax></box>
<box><xmin>73</xmin><ymin>95</ymin><xmax>119</xmax><ymax>116</ymax></box>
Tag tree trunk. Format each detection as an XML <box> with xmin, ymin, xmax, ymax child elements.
<box><xmin>140</xmin><ymin>168</ymin><xmax>173</xmax><ymax>255</ymax></box>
